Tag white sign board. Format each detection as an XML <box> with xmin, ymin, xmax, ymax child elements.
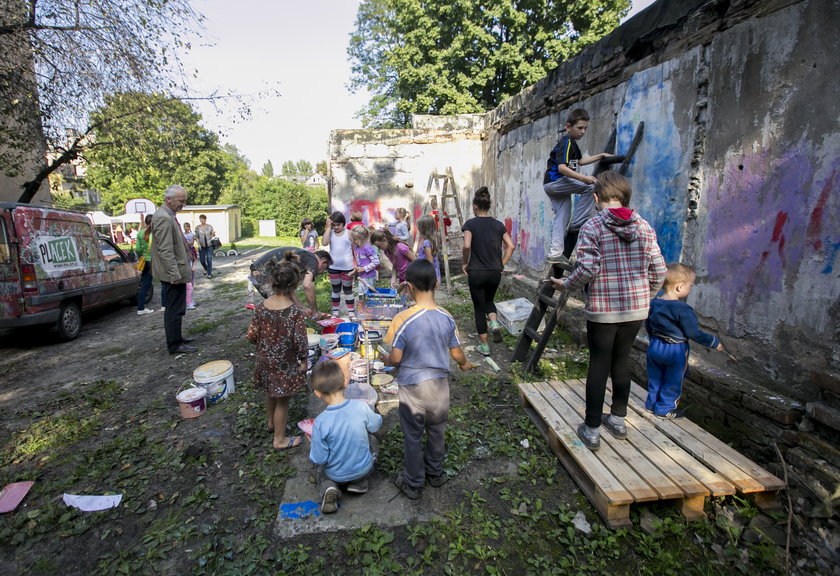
<box><xmin>125</xmin><ymin>198</ymin><xmax>156</xmax><ymax>215</ymax></box>
<box><xmin>35</xmin><ymin>235</ymin><xmax>83</xmax><ymax>273</ymax></box>
<box><xmin>258</xmin><ymin>220</ymin><xmax>276</xmax><ymax>237</ymax></box>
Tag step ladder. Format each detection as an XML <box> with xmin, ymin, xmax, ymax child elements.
<box><xmin>511</xmin><ymin>263</ymin><xmax>572</xmax><ymax>372</ymax></box>
<box><xmin>425</xmin><ymin>167</ymin><xmax>466</xmax><ymax>294</ymax></box>
<box><xmin>511</xmin><ymin>122</ymin><xmax>645</xmax><ymax>373</ymax></box>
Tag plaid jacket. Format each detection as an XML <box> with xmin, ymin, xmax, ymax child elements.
<box><xmin>564</xmin><ymin>208</ymin><xmax>666</xmax><ymax>323</ymax></box>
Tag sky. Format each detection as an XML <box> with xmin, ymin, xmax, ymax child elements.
<box><xmin>186</xmin><ymin>0</ymin><xmax>655</xmax><ymax>171</ymax></box>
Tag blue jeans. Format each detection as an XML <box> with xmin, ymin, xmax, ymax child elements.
<box><xmin>199</xmin><ymin>246</ymin><xmax>213</xmax><ymax>276</ymax></box>
<box><xmin>646</xmin><ymin>338</ymin><xmax>690</xmax><ymax>416</ymax></box>
<box><xmin>136</xmin><ymin>262</ymin><xmax>153</xmax><ymax>310</ymax></box>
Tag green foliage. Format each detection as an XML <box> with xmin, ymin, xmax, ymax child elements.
<box><xmin>226</xmin><ymin>177</ymin><xmax>328</xmax><ymax>237</ymax></box>
<box><xmin>260</xmin><ymin>159</ymin><xmax>275</xmax><ymax>178</ymax></box>
<box><xmin>348</xmin><ymin>0</ymin><xmax>630</xmax><ymax>127</ymax></box>
<box><xmin>84</xmin><ymin>92</ymin><xmax>230</xmax><ymax>213</ymax></box>
<box><xmin>0</xmin><ymin>0</ymin><xmax>201</xmax><ymax>188</ymax></box>
<box><xmin>280</xmin><ymin>159</ymin><xmax>314</xmax><ymax>177</ymax></box>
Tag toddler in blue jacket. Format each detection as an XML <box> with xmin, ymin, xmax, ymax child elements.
<box><xmin>645</xmin><ymin>263</ymin><xmax>723</xmax><ymax>419</ymax></box>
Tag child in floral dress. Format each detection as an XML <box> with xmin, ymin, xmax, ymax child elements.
<box><xmin>246</xmin><ymin>250</ymin><xmax>309</xmax><ymax>450</ymax></box>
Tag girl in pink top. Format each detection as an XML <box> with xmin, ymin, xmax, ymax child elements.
<box><xmin>371</xmin><ymin>228</ymin><xmax>416</xmax><ymax>288</ymax></box>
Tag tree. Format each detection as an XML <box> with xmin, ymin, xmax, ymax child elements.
<box><xmin>0</xmin><ymin>0</ymin><xmax>203</xmax><ymax>202</ymax></box>
<box><xmin>315</xmin><ymin>161</ymin><xmax>328</xmax><ymax>176</ymax></box>
<box><xmin>83</xmin><ymin>92</ymin><xmax>228</xmax><ymax>213</ymax></box>
<box><xmin>281</xmin><ymin>160</ymin><xmax>297</xmax><ymax>177</ymax></box>
<box><xmin>295</xmin><ymin>160</ymin><xmax>313</xmax><ymax>176</ymax></box>
<box><xmin>261</xmin><ymin>160</ymin><xmax>274</xmax><ymax>178</ymax></box>
<box><xmin>348</xmin><ymin>0</ymin><xmax>629</xmax><ymax>128</ymax></box>
<box><xmin>280</xmin><ymin>159</ymin><xmax>314</xmax><ymax>177</ymax></box>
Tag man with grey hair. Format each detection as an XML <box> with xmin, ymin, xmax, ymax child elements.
<box><xmin>151</xmin><ymin>185</ymin><xmax>196</xmax><ymax>354</ymax></box>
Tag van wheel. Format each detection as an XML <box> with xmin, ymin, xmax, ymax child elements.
<box><xmin>57</xmin><ymin>301</ymin><xmax>82</xmax><ymax>341</ymax></box>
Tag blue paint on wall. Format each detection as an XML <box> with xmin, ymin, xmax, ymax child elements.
<box><xmin>618</xmin><ymin>69</ymin><xmax>686</xmax><ymax>263</ymax></box>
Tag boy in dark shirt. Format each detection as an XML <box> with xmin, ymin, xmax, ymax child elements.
<box><xmin>543</xmin><ymin>108</ymin><xmax>618</xmax><ymax>264</ymax></box>
<box><xmin>646</xmin><ymin>263</ymin><xmax>724</xmax><ymax>419</ymax></box>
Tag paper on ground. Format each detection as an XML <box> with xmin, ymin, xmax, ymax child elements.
<box><xmin>62</xmin><ymin>494</ymin><xmax>122</xmax><ymax>511</ymax></box>
<box><xmin>0</xmin><ymin>481</ymin><xmax>34</xmax><ymax>513</ymax></box>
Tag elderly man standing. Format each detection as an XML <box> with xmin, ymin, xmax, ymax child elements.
<box><xmin>152</xmin><ymin>185</ymin><xmax>196</xmax><ymax>354</ymax></box>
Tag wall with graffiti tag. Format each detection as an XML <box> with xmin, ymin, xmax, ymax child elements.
<box><xmin>482</xmin><ymin>0</ymin><xmax>839</xmax><ymax>394</ymax></box>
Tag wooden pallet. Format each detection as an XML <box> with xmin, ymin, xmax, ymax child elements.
<box><xmin>518</xmin><ymin>379</ymin><xmax>785</xmax><ymax>528</ymax></box>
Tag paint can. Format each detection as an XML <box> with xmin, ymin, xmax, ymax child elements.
<box><xmin>319</xmin><ymin>334</ymin><xmax>339</xmax><ymax>354</ymax></box>
<box><xmin>336</xmin><ymin>322</ymin><xmax>360</xmax><ymax>348</ymax></box>
<box><xmin>176</xmin><ymin>382</ymin><xmax>207</xmax><ymax>419</ymax></box>
<box><xmin>193</xmin><ymin>360</ymin><xmax>235</xmax><ymax>402</ymax></box>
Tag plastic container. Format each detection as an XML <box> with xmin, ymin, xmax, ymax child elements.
<box><xmin>193</xmin><ymin>360</ymin><xmax>235</xmax><ymax>402</ymax></box>
<box><xmin>176</xmin><ymin>382</ymin><xmax>207</xmax><ymax>419</ymax></box>
<box><xmin>364</xmin><ymin>287</ymin><xmax>398</xmax><ymax>303</ymax></box>
<box><xmin>496</xmin><ymin>298</ymin><xmax>545</xmax><ymax>335</ymax></box>
<box><xmin>319</xmin><ymin>334</ymin><xmax>340</xmax><ymax>353</ymax></box>
<box><xmin>336</xmin><ymin>322</ymin><xmax>360</xmax><ymax>348</ymax></box>
<box><xmin>345</xmin><ymin>381</ymin><xmax>377</xmax><ymax>409</ymax></box>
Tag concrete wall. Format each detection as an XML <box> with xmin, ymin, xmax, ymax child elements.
<box><xmin>328</xmin><ymin>114</ymin><xmax>484</xmax><ymax>230</ymax></box>
<box><xmin>484</xmin><ymin>0</ymin><xmax>840</xmax><ymax>400</ymax></box>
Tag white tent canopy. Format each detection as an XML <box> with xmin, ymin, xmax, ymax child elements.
<box><xmin>87</xmin><ymin>211</ymin><xmax>112</xmax><ymax>226</ymax></box>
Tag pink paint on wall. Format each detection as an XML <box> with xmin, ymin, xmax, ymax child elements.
<box><xmin>806</xmin><ymin>168</ymin><xmax>837</xmax><ymax>251</ymax></box>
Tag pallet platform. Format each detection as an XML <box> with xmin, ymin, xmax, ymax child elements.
<box><xmin>518</xmin><ymin>379</ymin><xmax>785</xmax><ymax>528</ymax></box>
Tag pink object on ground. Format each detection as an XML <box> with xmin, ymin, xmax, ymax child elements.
<box><xmin>297</xmin><ymin>418</ymin><xmax>314</xmax><ymax>438</ymax></box>
<box><xmin>0</xmin><ymin>481</ymin><xmax>34</xmax><ymax>513</ymax></box>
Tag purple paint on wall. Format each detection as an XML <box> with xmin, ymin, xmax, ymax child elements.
<box><xmin>706</xmin><ymin>145</ymin><xmax>839</xmax><ymax>327</ymax></box>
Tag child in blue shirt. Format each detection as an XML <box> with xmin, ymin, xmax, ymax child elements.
<box><xmin>383</xmin><ymin>259</ymin><xmax>474</xmax><ymax>500</ymax></box>
<box><xmin>646</xmin><ymin>263</ymin><xmax>724</xmax><ymax>419</ymax></box>
<box><xmin>309</xmin><ymin>360</ymin><xmax>383</xmax><ymax>514</ymax></box>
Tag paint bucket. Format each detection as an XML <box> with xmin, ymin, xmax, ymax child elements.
<box><xmin>193</xmin><ymin>360</ymin><xmax>234</xmax><ymax>403</ymax></box>
<box><xmin>319</xmin><ymin>334</ymin><xmax>339</xmax><ymax>354</ymax></box>
<box><xmin>349</xmin><ymin>358</ymin><xmax>370</xmax><ymax>387</ymax></box>
<box><xmin>336</xmin><ymin>322</ymin><xmax>360</xmax><ymax>348</ymax></box>
<box><xmin>176</xmin><ymin>382</ymin><xmax>207</xmax><ymax>419</ymax></box>
<box><xmin>346</xmin><ymin>360</ymin><xmax>376</xmax><ymax>409</ymax></box>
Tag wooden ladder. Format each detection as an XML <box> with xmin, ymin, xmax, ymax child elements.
<box><xmin>425</xmin><ymin>167</ymin><xmax>466</xmax><ymax>294</ymax></box>
<box><xmin>511</xmin><ymin>263</ymin><xmax>572</xmax><ymax>372</ymax></box>
<box><xmin>511</xmin><ymin>122</ymin><xmax>645</xmax><ymax>373</ymax></box>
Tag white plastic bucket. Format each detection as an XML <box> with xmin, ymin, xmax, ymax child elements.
<box><xmin>319</xmin><ymin>334</ymin><xmax>339</xmax><ymax>353</ymax></box>
<box><xmin>193</xmin><ymin>360</ymin><xmax>234</xmax><ymax>403</ymax></box>
<box><xmin>176</xmin><ymin>383</ymin><xmax>207</xmax><ymax>419</ymax></box>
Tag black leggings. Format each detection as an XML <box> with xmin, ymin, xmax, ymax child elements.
<box><xmin>584</xmin><ymin>320</ymin><xmax>642</xmax><ymax>427</ymax></box>
<box><xmin>467</xmin><ymin>269</ymin><xmax>502</xmax><ymax>335</ymax></box>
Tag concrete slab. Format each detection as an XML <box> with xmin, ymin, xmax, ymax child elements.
<box><xmin>274</xmin><ymin>465</ymin><xmax>442</xmax><ymax>537</ymax></box>
<box><xmin>274</xmin><ymin>442</ymin><xmax>520</xmax><ymax>537</ymax></box>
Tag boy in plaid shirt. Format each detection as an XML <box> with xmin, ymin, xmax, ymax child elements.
<box><xmin>551</xmin><ymin>172</ymin><xmax>666</xmax><ymax>450</ymax></box>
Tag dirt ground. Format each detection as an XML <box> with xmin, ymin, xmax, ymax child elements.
<box><xmin>0</xmin><ymin>247</ymin><xmax>795</xmax><ymax>575</ymax></box>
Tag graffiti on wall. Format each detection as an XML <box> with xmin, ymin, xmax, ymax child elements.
<box><xmin>705</xmin><ymin>144</ymin><xmax>839</xmax><ymax>329</ymax></box>
<box><xmin>617</xmin><ymin>68</ymin><xmax>687</xmax><ymax>263</ymax></box>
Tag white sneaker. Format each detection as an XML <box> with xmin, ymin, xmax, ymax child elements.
<box><xmin>137</xmin><ymin>308</ymin><xmax>155</xmax><ymax>316</ymax></box>
<box><xmin>186</xmin><ymin>304</ymin><xmax>196</xmax><ymax>310</ymax></box>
